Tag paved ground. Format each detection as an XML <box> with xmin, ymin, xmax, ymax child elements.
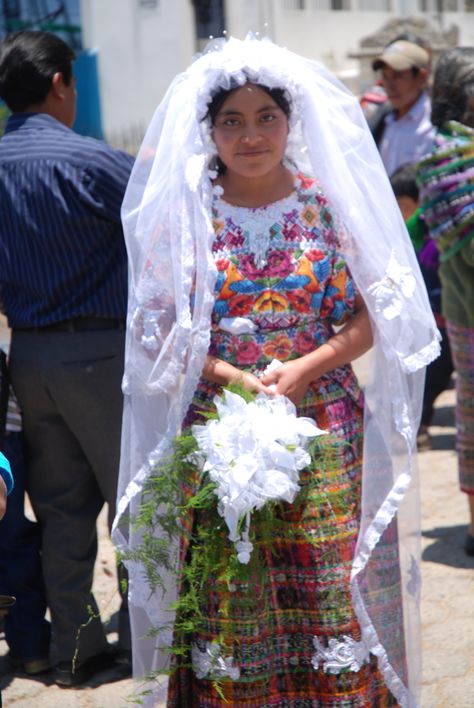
<box><xmin>0</xmin><ymin>382</ymin><xmax>472</xmax><ymax>707</ymax></box>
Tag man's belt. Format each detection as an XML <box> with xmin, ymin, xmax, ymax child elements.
<box><xmin>14</xmin><ymin>317</ymin><xmax>126</xmax><ymax>333</ymax></box>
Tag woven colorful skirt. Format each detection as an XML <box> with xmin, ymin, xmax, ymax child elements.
<box><xmin>446</xmin><ymin>321</ymin><xmax>474</xmax><ymax>494</ymax></box>
<box><xmin>165</xmin><ymin>380</ymin><xmax>399</xmax><ymax>707</ymax></box>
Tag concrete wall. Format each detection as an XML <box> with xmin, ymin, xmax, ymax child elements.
<box><xmin>80</xmin><ymin>0</ymin><xmax>195</xmax><ymax>144</ymax></box>
<box><xmin>224</xmin><ymin>1</ymin><xmax>473</xmax><ymax>78</ymax></box>
<box><xmin>79</xmin><ymin>0</ymin><xmax>474</xmax><ymax>146</ymax></box>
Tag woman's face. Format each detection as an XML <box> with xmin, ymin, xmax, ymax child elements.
<box><xmin>211</xmin><ymin>83</ymin><xmax>289</xmax><ymax>180</ymax></box>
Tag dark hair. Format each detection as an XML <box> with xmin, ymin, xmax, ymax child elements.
<box><xmin>207</xmin><ymin>81</ymin><xmax>291</xmax><ymax>124</ymax></box>
<box><xmin>206</xmin><ymin>79</ymin><xmax>291</xmax><ymax>175</ymax></box>
<box><xmin>431</xmin><ymin>47</ymin><xmax>474</xmax><ymax>128</ymax></box>
<box><xmin>0</xmin><ymin>31</ymin><xmax>75</xmax><ymax>112</ymax></box>
<box><xmin>390</xmin><ymin>163</ymin><xmax>419</xmax><ymax>202</ymax></box>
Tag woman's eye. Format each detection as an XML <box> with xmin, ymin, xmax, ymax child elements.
<box><xmin>261</xmin><ymin>113</ymin><xmax>277</xmax><ymax>123</ymax></box>
<box><xmin>221</xmin><ymin>117</ymin><xmax>240</xmax><ymax>127</ymax></box>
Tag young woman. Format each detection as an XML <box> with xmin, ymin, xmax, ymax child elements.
<box><xmin>114</xmin><ymin>36</ymin><xmax>439</xmax><ymax>707</ymax></box>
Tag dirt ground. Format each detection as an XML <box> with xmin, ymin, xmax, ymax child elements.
<box><xmin>1</xmin><ymin>362</ymin><xmax>473</xmax><ymax>706</ymax></box>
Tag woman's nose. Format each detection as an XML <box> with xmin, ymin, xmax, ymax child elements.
<box><xmin>241</xmin><ymin>126</ymin><xmax>261</xmax><ymax>143</ymax></box>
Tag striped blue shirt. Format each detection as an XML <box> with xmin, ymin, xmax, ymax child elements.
<box><xmin>0</xmin><ymin>112</ymin><xmax>134</xmax><ymax>328</ymax></box>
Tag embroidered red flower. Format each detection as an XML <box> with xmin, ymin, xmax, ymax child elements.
<box><xmin>228</xmin><ymin>294</ymin><xmax>254</xmax><ymax>317</ymax></box>
<box><xmin>287</xmin><ymin>290</ymin><xmax>311</xmax><ymax>313</ymax></box>
<box><xmin>216</xmin><ymin>258</ymin><xmax>230</xmax><ymax>271</ymax></box>
<box><xmin>266</xmin><ymin>250</ymin><xmax>293</xmax><ymax>278</ymax></box>
<box><xmin>235</xmin><ymin>340</ymin><xmax>263</xmax><ymax>365</ymax></box>
<box><xmin>305</xmin><ymin>248</ymin><xmax>326</xmax><ymax>262</ymax></box>
<box><xmin>239</xmin><ymin>254</ymin><xmax>262</xmax><ymax>280</ymax></box>
<box><xmin>294</xmin><ymin>330</ymin><xmax>315</xmax><ymax>354</ymax></box>
<box><xmin>298</xmin><ymin>174</ymin><xmax>315</xmax><ymax>191</ymax></box>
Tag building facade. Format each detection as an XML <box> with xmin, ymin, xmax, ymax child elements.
<box><xmin>2</xmin><ymin>1</ymin><xmax>472</xmax><ymax>146</ymax></box>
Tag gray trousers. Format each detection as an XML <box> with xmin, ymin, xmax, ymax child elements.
<box><xmin>9</xmin><ymin>328</ymin><xmax>128</xmax><ymax>664</ymax></box>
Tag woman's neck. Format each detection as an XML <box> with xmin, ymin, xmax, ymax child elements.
<box><xmin>216</xmin><ymin>165</ymin><xmax>294</xmax><ymax>208</ymax></box>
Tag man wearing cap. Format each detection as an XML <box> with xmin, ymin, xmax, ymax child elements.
<box><xmin>369</xmin><ymin>39</ymin><xmax>435</xmax><ymax>176</ymax></box>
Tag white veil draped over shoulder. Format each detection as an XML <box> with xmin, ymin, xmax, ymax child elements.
<box><xmin>112</xmin><ymin>35</ymin><xmax>440</xmax><ymax>707</ymax></box>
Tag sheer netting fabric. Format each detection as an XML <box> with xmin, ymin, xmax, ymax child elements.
<box><xmin>112</xmin><ymin>35</ymin><xmax>440</xmax><ymax>707</ymax></box>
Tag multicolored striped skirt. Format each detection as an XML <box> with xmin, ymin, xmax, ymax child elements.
<box><xmin>446</xmin><ymin>321</ymin><xmax>474</xmax><ymax>494</ymax></box>
<box><xmin>166</xmin><ymin>375</ymin><xmax>399</xmax><ymax>707</ymax></box>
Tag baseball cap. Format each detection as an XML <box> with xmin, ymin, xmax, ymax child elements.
<box><xmin>372</xmin><ymin>40</ymin><xmax>429</xmax><ymax>72</ymax></box>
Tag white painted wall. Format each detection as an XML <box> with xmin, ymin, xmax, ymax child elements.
<box><xmin>79</xmin><ymin>0</ymin><xmax>474</xmax><ymax>144</ymax></box>
<box><xmin>224</xmin><ymin>1</ymin><xmax>474</xmax><ymax>78</ymax></box>
<box><xmin>80</xmin><ymin>0</ymin><xmax>195</xmax><ymax>142</ymax></box>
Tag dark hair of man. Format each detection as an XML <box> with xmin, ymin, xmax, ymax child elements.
<box><xmin>0</xmin><ymin>30</ymin><xmax>75</xmax><ymax>112</ymax></box>
<box><xmin>431</xmin><ymin>47</ymin><xmax>474</xmax><ymax>128</ymax></box>
<box><xmin>206</xmin><ymin>79</ymin><xmax>291</xmax><ymax>175</ymax></box>
<box><xmin>390</xmin><ymin>163</ymin><xmax>419</xmax><ymax>202</ymax></box>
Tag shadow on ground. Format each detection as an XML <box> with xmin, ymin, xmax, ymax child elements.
<box><xmin>431</xmin><ymin>404</ymin><xmax>455</xmax><ymax>427</ymax></box>
<box><xmin>0</xmin><ymin>652</ymin><xmax>54</xmax><ymax>691</ymax></box>
<box><xmin>428</xmin><ymin>432</ymin><xmax>456</xmax><ymax>451</ymax></box>
<box><xmin>423</xmin><ymin>403</ymin><xmax>456</xmax><ymax>451</ymax></box>
<box><xmin>422</xmin><ymin>524</ymin><xmax>474</xmax><ymax>569</ymax></box>
<box><xmin>0</xmin><ymin>625</ymin><xmax>130</xmax><ymax>691</ymax></box>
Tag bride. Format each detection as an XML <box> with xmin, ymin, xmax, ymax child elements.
<box><xmin>114</xmin><ymin>35</ymin><xmax>439</xmax><ymax>707</ymax></box>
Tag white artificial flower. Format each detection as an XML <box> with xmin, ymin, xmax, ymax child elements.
<box><xmin>192</xmin><ymin>389</ymin><xmax>327</xmax><ymax>562</ymax></box>
<box><xmin>191</xmin><ymin>641</ymin><xmax>240</xmax><ymax>681</ymax></box>
<box><xmin>367</xmin><ymin>250</ymin><xmax>416</xmax><ymax>321</ymax></box>
<box><xmin>312</xmin><ymin>635</ymin><xmax>371</xmax><ymax>674</ymax></box>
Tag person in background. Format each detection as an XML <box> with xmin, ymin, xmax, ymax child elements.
<box><xmin>369</xmin><ymin>36</ymin><xmax>435</xmax><ymax>176</ymax></box>
<box><xmin>390</xmin><ymin>163</ymin><xmax>454</xmax><ymax>449</ymax></box>
<box><xmin>359</xmin><ymin>79</ymin><xmax>387</xmax><ymax>121</ymax></box>
<box><xmin>0</xmin><ymin>30</ymin><xmax>134</xmax><ymax>686</ymax></box>
<box><xmin>0</xmin><ymin>383</ymin><xmax>51</xmax><ymax>675</ymax></box>
<box><xmin>417</xmin><ymin>47</ymin><xmax>474</xmax><ymax>556</ymax></box>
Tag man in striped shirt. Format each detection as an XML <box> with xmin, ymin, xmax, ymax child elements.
<box><xmin>0</xmin><ymin>30</ymin><xmax>134</xmax><ymax>687</ymax></box>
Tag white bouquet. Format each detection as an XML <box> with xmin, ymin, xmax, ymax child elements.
<box><xmin>192</xmin><ymin>388</ymin><xmax>327</xmax><ymax>563</ymax></box>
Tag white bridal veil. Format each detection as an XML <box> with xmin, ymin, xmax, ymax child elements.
<box><xmin>113</xmin><ymin>35</ymin><xmax>440</xmax><ymax>707</ymax></box>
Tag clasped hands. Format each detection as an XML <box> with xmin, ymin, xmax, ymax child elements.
<box><xmin>238</xmin><ymin>358</ymin><xmax>312</xmax><ymax>406</ymax></box>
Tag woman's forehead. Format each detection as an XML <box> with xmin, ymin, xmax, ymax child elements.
<box><xmin>217</xmin><ymin>84</ymin><xmax>280</xmax><ymax>112</ymax></box>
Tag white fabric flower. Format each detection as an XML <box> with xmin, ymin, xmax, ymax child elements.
<box><xmin>191</xmin><ymin>641</ymin><xmax>240</xmax><ymax>680</ymax></box>
<box><xmin>367</xmin><ymin>250</ymin><xmax>416</xmax><ymax>321</ymax></box>
<box><xmin>192</xmin><ymin>389</ymin><xmax>326</xmax><ymax>560</ymax></box>
<box><xmin>312</xmin><ymin>635</ymin><xmax>371</xmax><ymax>674</ymax></box>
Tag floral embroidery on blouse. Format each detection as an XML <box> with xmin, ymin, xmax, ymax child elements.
<box><xmin>208</xmin><ymin>173</ymin><xmax>357</xmax><ymax>371</ymax></box>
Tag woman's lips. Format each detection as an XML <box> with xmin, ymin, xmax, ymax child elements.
<box><xmin>237</xmin><ymin>150</ymin><xmax>269</xmax><ymax>156</ymax></box>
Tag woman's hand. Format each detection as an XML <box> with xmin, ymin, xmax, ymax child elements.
<box><xmin>261</xmin><ymin>296</ymin><xmax>373</xmax><ymax>406</ymax></box>
<box><xmin>260</xmin><ymin>359</ymin><xmax>311</xmax><ymax>406</ymax></box>
<box><xmin>202</xmin><ymin>355</ymin><xmax>274</xmax><ymax>396</ymax></box>
<box><xmin>239</xmin><ymin>370</ymin><xmax>275</xmax><ymax>396</ymax></box>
